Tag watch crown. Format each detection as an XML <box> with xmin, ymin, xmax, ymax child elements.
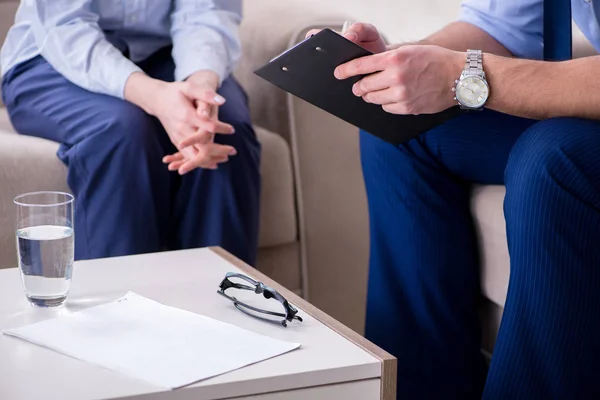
<box><xmin>453</xmin><ymin>97</ymin><xmax>457</xmax><ymax>101</ymax></box>
<box><xmin>455</xmin><ymin>80</ymin><xmax>459</xmax><ymax>84</ymax></box>
<box><xmin>451</xmin><ymin>87</ymin><xmax>456</xmax><ymax>92</ymax></box>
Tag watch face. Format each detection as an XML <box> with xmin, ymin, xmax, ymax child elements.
<box><xmin>456</xmin><ymin>76</ymin><xmax>489</xmax><ymax>108</ymax></box>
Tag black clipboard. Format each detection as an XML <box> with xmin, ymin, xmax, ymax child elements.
<box><xmin>254</xmin><ymin>28</ymin><xmax>465</xmax><ymax>145</ymax></box>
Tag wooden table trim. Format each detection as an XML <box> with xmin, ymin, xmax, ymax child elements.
<box><xmin>210</xmin><ymin>247</ymin><xmax>397</xmax><ymax>400</ymax></box>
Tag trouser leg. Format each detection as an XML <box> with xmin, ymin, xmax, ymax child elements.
<box><xmin>484</xmin><ymin>117</ymin><xmax>600</xmax><ymax>399</ymax></box>
<box><xmin>172</xmin><ymin>77</ymin><xmax>261</xmax><ymax>266</ymax></box>
<box><xmin>360</xmin><ymin>110</ymin><xmax>534</xmax><ymax>398</ymax></box>
<box><xmin>3</xmin><ymin>56</ymin><xmax>174</xmax><ymax>259</ymax></box>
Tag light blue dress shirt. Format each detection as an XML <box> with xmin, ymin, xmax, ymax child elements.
<box><xmin>459</xmin><ymin>0</ymin><xmax>600</xmax><ymax>59</ymax></box>
<box><xmin>0</xmin><ymin>0</ymin><xmax>242</xmax><ymax>99</ymax></box>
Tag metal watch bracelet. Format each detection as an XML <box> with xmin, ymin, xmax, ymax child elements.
<box><xmin>464</xmin><ymin>49</ymin><xmax>484</xmax><ymax>77</ymax></box>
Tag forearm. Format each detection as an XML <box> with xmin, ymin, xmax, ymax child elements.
<box><xmin>171</xmin><ymin>0</ymin><xmax>242</xmax><ymax>83</ymax></box>
<box><xmin>124</xmin><ymin>70</ymin><xmax>222</xmax><ymax>116</ymax></box>
<box><xmin>484</xmin><ymin>55</ymin><xmax>600</xmax><ymax>120</ymax></box>
<box><xmin>29</xmin><ymin>0</ymin><xmax>142</xmax><ymax>98</ymax></box>
<box><xmin>433</xmin><ymin>29</ymin><xmax>599</xmax><ymax>120</ymax></box>
<box><xmin>186</xmin><ymin>70</ymin><xmax>219</xmax><ymax>89</ymax></box>
<box><xmin>387</xmin><ymin>21</ymin><xmax>596</xmax><ymax>120</ymax></box>
<box><xmin>41</xmin><ymin>41</ymin><xmax>142</xmax><ymax>98</ymax></box>
<box><xmin>388</xmin><ymin>22</ymin><xmax>513</xmax><ymax>57</ymax></box>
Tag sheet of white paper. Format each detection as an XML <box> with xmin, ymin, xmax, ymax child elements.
<box><xmin>3</xmin><ymin>292</ymin><xmax>301</xmax><ymax>389</ymax></box>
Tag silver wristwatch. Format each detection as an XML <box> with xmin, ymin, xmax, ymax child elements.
<box><xmin>452</xmin><ymin>49</ymin><xmax>490</xmax><ymax>110</ymax></box>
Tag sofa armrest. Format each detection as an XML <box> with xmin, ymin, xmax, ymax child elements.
<box><xmin>235</xmin><ymin>1</ymin><xmax>353</xmax><ymax>143</ymax></box>
<box><xmin>282</xmin><ymin>22</ymin><xmax>371</xmax><ymax>334</ymax></box>
<box><xmin>0</xmin><ymin>132</ymin><xmax>69</xmax><ymax>269</ymax></box>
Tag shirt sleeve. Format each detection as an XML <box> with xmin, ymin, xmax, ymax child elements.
<box><xmin>458</xmin><ymin>0</ymin><xmax>544</xmax><ymax>59</ymax></box>
<box><xmin>170</xmin><ymin>0</ymin><xmax>242</xmax><ymax>84</ymax></box>
<box><xmin>28</xmin><ymin>0</ymin><xmax>142</xmax><ymax>99</ymax></box>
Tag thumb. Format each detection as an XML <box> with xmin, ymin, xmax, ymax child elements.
<box><xmin>343</xmin><ymin>31</ymin><xmax>359</xmax><ymax>42</ymax></box>
<box><xmin>183</xmin><ymin>84</ymin><xmax>226</xmax><ymax>106</ymax></box>
<box><xmin>344</xmin><ymin>23</ymin><xmax>381</xmax><ymax>44</ymax></box>
<box><xmin>196</xmin><ymin>102</ymin><xmax>212</xmax><ymax>118</ymax></box>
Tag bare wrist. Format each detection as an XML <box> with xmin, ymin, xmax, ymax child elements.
<box><xmin>448</xmin><ymin>51</ymin><xmax>468</xmax><ymax>108</ymax></box>
<box><xmin>453</xmin><ymin>51</ymin><xmax>467</xmax><ymax>79</ymax></box>
<box><xmin>124</xmin><ymin>72</ymin><xmax>166</xmax><ymax>116</ymax></box>
<box><xmin>186</xmin><ymin>70</ymin><xmax>220</xmax><ymax>90</ymax></box>
<box><xmin>386</xmin><ymin>39</ymin><xmax>432</xmax><ymax>51</ymax></box>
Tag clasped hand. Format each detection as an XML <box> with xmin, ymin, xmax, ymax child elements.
<box><xmin>149</xmin><ymin>71</ymin><xmax>235</xmax><ymax>175</ymax></box>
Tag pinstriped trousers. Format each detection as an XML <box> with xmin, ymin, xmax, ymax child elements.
<box><xmin>360</xmin><ymin>109</ymin><xmax>600</xmax><ymax>399</ymax></box>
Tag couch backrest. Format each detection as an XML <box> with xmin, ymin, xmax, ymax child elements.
<box><xmin>0</xmin><ymin>1</ymin><xmax>18</xmax><ymax>46</ymax></box>
<box><xmin>236</xmin><ymin>1</ymin><xmax>350</xmax><ymax>141</ymax></box>
<box><xmin>0</xmin><ymin>0</ymin><xmax>19</xmax><ymax>108</ymax></box>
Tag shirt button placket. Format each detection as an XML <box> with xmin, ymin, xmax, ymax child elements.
<box><xmin>127</xmin><ymin>0</ymin><xmax>143</xmax><ymax>26</ymax></box>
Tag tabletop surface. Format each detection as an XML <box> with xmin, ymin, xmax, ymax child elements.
<box><xmin>0</xmin><ymin>248</ymin><xmax>380</xmax><ymax>400</ymax></box>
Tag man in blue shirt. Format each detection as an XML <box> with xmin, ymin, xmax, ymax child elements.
<box><xmin>311</xmin><ymin>0</ymin><xmax>600</xmax><ymax>398</ymax></box>
<box><xmin>0</xmin><ymin>1</ymin><xmax>260</xmax><ymax>265</ymax></box>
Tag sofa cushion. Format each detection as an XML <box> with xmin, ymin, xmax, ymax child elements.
<box><xmin>254</xmin><ymin>126</ymin><xmax>297</xmax><ymax>247</ymax></box>
<box><xmin>471</xmin><ymin>185</ymin><xmax>510</xmax><ymax>307</ymax></box>
<box><xmin>0</xmin><ymin>107</ymin><xmax>13</xmax><ymax>131</ymax></box>
<box><xmin>0</xmin><ymin>114</ymin><xmax>297</xmax><ymax>269</ymax></box>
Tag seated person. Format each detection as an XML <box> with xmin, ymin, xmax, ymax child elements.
<box><xmin>1</xmin><ymin>0</ymin><xmax>260</xmax><ymax>265</ymax></box>
<box><xmin>310</xmin><ymin>0</ymin><xmax>600</xmax><ymax>398</ymax></box>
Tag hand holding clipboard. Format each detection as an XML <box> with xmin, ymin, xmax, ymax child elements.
<box><xmin>254</xmin><ymin>24</ymin><xmax>464</xmax><ymax>145</ymax></box>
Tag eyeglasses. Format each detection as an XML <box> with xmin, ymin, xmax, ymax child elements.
<box><xmin>217</xmin><ymin>272</ymin><xmax>303</xmax><ymax>327</ymax></box>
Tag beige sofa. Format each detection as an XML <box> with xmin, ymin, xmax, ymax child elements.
<box><xmin>0</xmin><ymin>1</ymin><xmax>308</xmax><ymax>295</ymax></box>
<box><xmin>0</xmin><ymin>0</ymin><xmax>597</xmax><ymax>353</ymax></box>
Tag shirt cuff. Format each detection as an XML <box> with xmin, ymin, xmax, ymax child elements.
<box><xmin>173</xmin><ymin>47</ymin><xmax>229</xmax><ymax>85</ymax></box>
<box><xmin>458</xmin><ymin>6</ymin><xmax>543</xmax><ymax>60</ymax></box>
<box><xmin>110</xmin><ymin>58</ymin><xmax>144</xmax><ymax>100</ymax></box>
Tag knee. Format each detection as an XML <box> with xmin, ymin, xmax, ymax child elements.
<box><xmin>215</xmin><ymin>114</ymin><xmax>257</xmax><ymax>151</ymax></box>
<box><xmin>103</xmin><ymin>103</ymin><xmax>162</xmax><ymax>152</ymax></box>
<box><xmin>360</xmin><ymin>124</ymin><xmax>446</xmax><ymax>175</ymax></box>
<box><xmin>359</xmin><ymin>129</ymin><xmax>422</xmax><ymax>189</ymax></box>
<box><xmin>72</xmin><ymin>103</ymin><xmax>165</xmax><ymax>179</ymax></box>
<box><xmin>73</xmin><ymin>102</ymin><xmax>164</xmax><ymax>168</ymax></box>
<box><xmin>504</xmin><ymin>118</ymin><xmax>600</xmax><ymax>195</ymax></box>
<box><xmin>360</xmin><ymin>129</ymin><xmax>402</xmax><ymax>169</ymax></box>
<box><xmin>208</xmin><ymin>77</ymin><xmax>257</xmax><ymax>148</ymax></box>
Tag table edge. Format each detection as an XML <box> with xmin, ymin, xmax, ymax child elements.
<box><xmin>210</xmin><ymin>247</ymin><xmax>397</xmax><ymax>400</ymax></box>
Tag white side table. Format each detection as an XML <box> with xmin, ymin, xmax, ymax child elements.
<box><xmin>0</xmin><ymin>247</ymin><xmax>396</xmax><ymax>399</ymax></box>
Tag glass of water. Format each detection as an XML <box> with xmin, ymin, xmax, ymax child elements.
<box><xmin>14</xmin><ymin>191</ymin><xmax>74</xmax><ymax>307</ymax></box>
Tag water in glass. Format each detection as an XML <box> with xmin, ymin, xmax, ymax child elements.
<box><xmin>16</xmin><ymin>225</ymin><xmax>74</xmax><ymax>306</ymax></box>
<box><xmin>14</xmin><ymin>192</ymin><xmax>75</xmax><ymax>307</ymax></box>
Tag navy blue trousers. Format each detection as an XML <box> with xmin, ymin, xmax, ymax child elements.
<box><xmin>360</xmin><ymin>109</ymin><xmax>600</xmax><ymax>399</ymax></box>
<box><xmin>1</xmin><ymin>48</ymin><xmax>261</xmax><ymax>265</ymax></box>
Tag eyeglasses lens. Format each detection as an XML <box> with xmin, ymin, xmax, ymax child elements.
<box><xmin>226</xmin><ymin>276</ymin><xmax>286</xmax><ymax>323</ymax></box>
